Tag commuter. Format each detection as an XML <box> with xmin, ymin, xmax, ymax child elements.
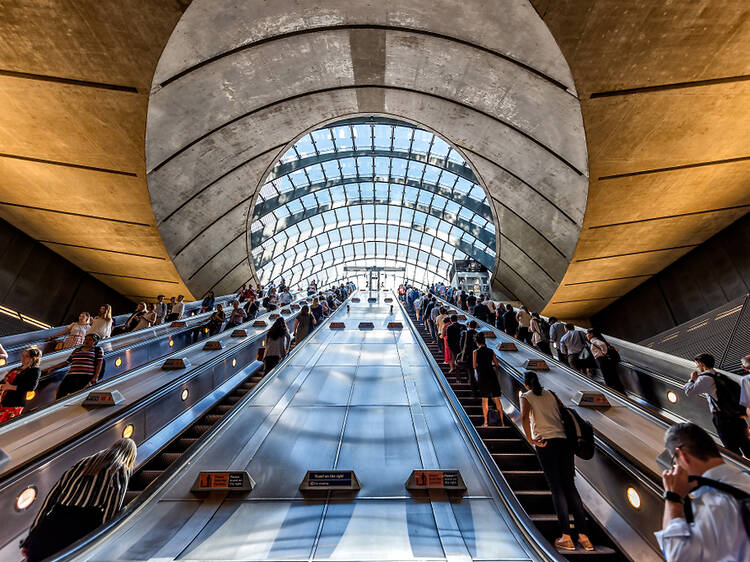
<box><xmin>0</xmin><ymin>347</ymin><xmax>42</xmax><ymax>422</ymax></box>
<box><xmin>428</xmin><ymin>299</ymin><xmax>441</xmax><ymax>341</ymax></box>
<box><xmin>684</xmin><ymin>353</ymin><xmax>750</xmax><ymax>457</ymax></box>
<box><xmin>144</xmin><ymin>303</ymin><xmax>157</xmax><ymax>327</ymax></box>
<box><xmin>293</xmin><ymin>305</ymin><xmax>316</xmax><ymax>343</ymax></box>
<box><xmin>530</xmin><ymin>312</ymin><xmax>551</xmax><ymax>356</ymax></box>
<box><xmin>50</xmin><ymin>334</ymin><xmax>104</xmax><ymax>399</ymax></box>
<box><xmin>482</xmin><ymin>296</ymin><xmax>496</xmax><ymax>319</ymax></box>
<box><xmin>520</xmin><ymin>371</ymin><xmax>594</xmax><ymax>552</ymax></box>
<box><xmin>435</xmin><ymin>308</ymin><xmax>449</xmax><ymax>357</ymax></box>
<box><xmin>502</xmin><ymin>304</ymin><xmax>518</xmax><ymax>337</ymax></box>
<box><xmin>310</xmin><ymin>298</ymin><xmax>324</xmax><ymax>324</ymax></box>
<box><xmin>130</xmin><ymin>303</ymin><xmax>152</xmax><ymax>332</ymax></box>
<box><xmin>237</xmin><ymin>284</ymin><xmax>247</xmax><ymax>303</ymax></box>
<box><xmin>205</xmin><ymin>304</ymin><xmax>225</xmax><ymax>336</ymax></box>
<box><xmin>586</xmin><ymin>329</ymin><xmax>625</xmax><ymax>393</ymax></box>
<box><xmin>164</xmin><ymin>296</ymin><xmax>177</xmax><ymax>321</ymax></box>
<box><xmin>473</xmin><ymin>298</ymin><xmax>490</xmax><ymax>323</ymax></box>
<box><xmin>49</xmin><ymin>312</ymin><xmax>91</xmax><ymax>349</ymax></box>
<box><xmin>113</xmin><ymin>302</ymin><xmax>147</xmax><ymax>335</ymax></box>
<box><xmin>459</xmin><ymin>320</ymin><xmax>479</xmax><ymax>385</ymax></box>
<box><xmin>548</xmin><ymin>317</ymin><xmax>567</xmax><ymax>364</ymax></box>
<box><xmin>473</xmin><ymin>333</ymin><xmax>505</xmax><ymax>427</ymax></box>
<box><xmin>168</xmin><ymin>295</ymin><xmax>185</xmax><ymax>321</ymax></box>
<box><xmin>155</xmin><ymin>294</ymin><xmax>168</xmax><ymax>324</ymax></box>
<box><xmin>21</xmin><ymin>439</ymin><xmax>137</xmax><ymax>562</ymax></box>
<box><xmin>560</xmin><ymin>324</ymin><xmax>590</xmax><ymax>374</ymax></box>
<box><xmin>459</xmin><ymin>291</ymin><xmax>468</xmax><ymax>311</ymax></box>
<box><xmin>467</xmin><ymin>291</ymin><xmax>477</xmax><ymax>313</ymax></box>
<box><xmin>200</xmin><ymin>290</ymin><xmax>215</xmax><ymax>313</ymax></box>
<box><xmin>414</xmin><ymin>293</ymin><xmax>423</xmax><ymax>321</ymax></box>
<box><xmin>516</xmin><ymin>306</ymin><xmax>532</xmax><ymax>344</ymax></box>
<box><xmin>445</xmin><ymin>315</ymin><xmax>463</xmax><ymax>374</ymax></box>
<box><xmin>264</xmin><ymin>318</ymin><xmax>290</xmax><ymax>373</ymax></box>
<box><xmin>739</xmin><ymin>355</ymin><xmax>750</xmax><ymax>417</ymax></box>
<box><xmin>262</xmin><ymin>291</ymin><xmax>278</xmax><ymax>312</ymax></box>
<box><xmin>244</xmin><ymin>294</ymin><xmax>259</xmax><ymax>319</ymax></box>
<box><xmin>655</xmin><ymin>422</ymin><xmax>750</xmax><ymax>561</ymax></box>
<box><xmin>441</xmin><ymin>315</ymin><xmax>457</xmax><ymax>370</ymax></box>
<box><xmin>89</xmin><ymin>305</ymin><xmax>113</xmax><ymax>339</ymax></box>
<box><xmin>225</xmin><ymin>300</ymin><xmax>247</xmax><ymax>330</ymax></box>
<box><xmin>280</xmin><ymin>288</ymin><xmax>292</xmax><ymax>306</ymax></box>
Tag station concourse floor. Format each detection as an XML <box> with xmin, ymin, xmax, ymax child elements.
<box><xmin>76</xmin><ymin>294</ymin><xmax>544</xmax><ymax>562</ymax></box>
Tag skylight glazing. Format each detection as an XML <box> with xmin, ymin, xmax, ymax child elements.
<box><xmin>250</xmin><ymin>117</ymin><xmax>497</xmax><ymax>290</ymax></box>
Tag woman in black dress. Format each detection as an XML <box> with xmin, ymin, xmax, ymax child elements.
<box><xmin>472</xmin><ymin>333</ymin><xmax>505</xmax><ymax>427</ymax></box>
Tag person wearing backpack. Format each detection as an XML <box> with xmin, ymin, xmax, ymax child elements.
<box><xmin>586</xmin><ymin>329</ymin><xmax>625</xmax><ymax>393</ymax></box>
<box><xmin>684</xmin><ymin>353</ymin><xmax>750</xmax><ymax>457</ymax></box>
<box><xmin>530</xmin><ymin>313</ymin><xmax>551</xmax><ymax>356</ymax></box>
<box><xmin>520</xmin><ymin>371</ymin><xmax>594</xmax><ymax>552</ymax></box>
<box><xmin>656</xmin><ymin>422</ymin><xmax>750</xmax><ymax>561</ymax></box>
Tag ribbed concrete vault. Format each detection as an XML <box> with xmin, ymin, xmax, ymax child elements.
<box><xmin>146</xmin><ymin>0</ymin><xmax>588</xmax><ymax>310</ymax></box>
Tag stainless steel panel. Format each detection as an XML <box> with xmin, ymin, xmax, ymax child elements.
<box><xmin>179</xmin><ymin>501</ymin><xmax>325</xmax><ymax>561</ymax></box>
<box><xmin>451</xmin><ymin>499</ymin><xmax>532</xmax><ymax>560</ymax></box>
<box><xmin>336</xmin><ymin>406</ymin><xmax>421</xmax><ymax>496</ymax></box>
<box><xmin>314</xmin><ymin>500</ymin><xmax>443</xmax><ymax>560</ymax></box>
<box><xmin>360</xmin><ymin>344</ymin><xmax>400</xmax><ymax>365</ymax></box>
<box><xmin>350</xmin><ymin>366</ymin><xmax>408</xmax><ymax>406</ymax></box>
<box><xmin>315</xmin><ymin>344</ymin><xmax>362</xmax><ymax>366</ymax></box>
<box><xmin>291</xmin><ymin>366</ymin><xmax>356</xmax><ymax>405</ymax></box>
<box><xmin>405</xmin><ymin>365</ymin><xmax>444</xmax><ymax>406</ymax></box>
<box><xmin>245</xmin><ymin>405</ymin><xmax>347</xmax><ymax>498</ymax></box>
<box><xmin>250</xmin><ymin>365</ymin><xmax>306</xmax><ymax>406</ymax></box>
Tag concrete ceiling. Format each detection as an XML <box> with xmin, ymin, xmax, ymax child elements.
<box><xmin>0</xmin><ymin>0</ymin><xmax>747</xmax><ymax>322</ymax></box>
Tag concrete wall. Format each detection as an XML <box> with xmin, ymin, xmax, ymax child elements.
<box><xmin>592</xmin><ymin>211</ymin><xmax>750</xmax><ymax>342</ymax></box>
<box><xmin>0</xmin><ymin>218</ymin><xmax>133</xmax><ymax>333</ymax></box>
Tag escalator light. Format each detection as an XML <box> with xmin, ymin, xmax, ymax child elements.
<box><xmin>0</xmin><ymin>358</ymin><xmax>5</xmax><ymax>366</ymax></box>
<box><xmin>627</xmin><ymin>487</ymin><xmax>641</xmax><ymax>509</ymax></box>
<box><xmin>204</xmin><ymin>328</ymin><xmax>209</xmax><ymax>334</ymax></box>
<box><xmin>25</xmin><ymin>391</ymin><xmax>36</xmax><ymax>401</ymax></box>
<box><xmin>169</xmin><ymin>339</ymin><xmax>175</xmax><ymax>347</ymax></box>
<box><xmin>667</xmin><ymin>391</ymin><xmax>678</xmax><ymax>404</ymax></box>
<box><xmin>122</xmin><ymin>424</ymin><xmax>134</xmax><ymax>439</ymax></box>
<box><xmin>232</xmin><ymin>358</ymin><xmax>237</xmax><ymax>367</ymax></box>
<box><xmin>15</xmin><ymin>487</ymin><xmax>37</xmax><ymax>511</ymax></box>
<box><xmin>115</xmin><ymin>357</ymin><xmax>122</xmax><ymax>367</ymax></box>
<box><xmin>181</xmin><ymin>389</ymin><xmax>189</xmax><ymax>401</ymax></box>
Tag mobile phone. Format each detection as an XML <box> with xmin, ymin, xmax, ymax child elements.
<box><xmin>656</xmin><ymin>448</ymin><xmax>674</xmax><ymax>471</ymax></box>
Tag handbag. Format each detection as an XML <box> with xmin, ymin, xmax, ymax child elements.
<box><xmin>578</xmin><ymin>346</ymin><xmax>592</xmax><ymax>361</ymax></box>
<box><xmin>550</xmin><ymin>391</ymin><xmax>595</xmax><ymax>460</ymax></box>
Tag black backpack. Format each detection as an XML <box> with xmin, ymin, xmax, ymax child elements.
<box><xmin>686</xmin><ymin>475</ymin><xmax>750</xmax><ymax>539</ymax></box>
<box><xmin>551</xmin><ymin>392</ymin><xmax>595</xmax><ymax>460</ymax></box>
<box><xmin>538</xmin><ymin>318</ymin><xmax>550</xmax><ymax>338</ymax></box>
<box><xmin>707</xmin><ymin>372</ymin><xmax>745</xmax><ymax>418</ymax></box>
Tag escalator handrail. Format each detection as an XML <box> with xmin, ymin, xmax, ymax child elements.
<box><xmin>50</xmin><ymin>292</ymin><xmax>355</xmax><ymax>562</ymax></box>
<box><xmin>0</xmin><ymin>304</ymin><xmax>309</xmax><ymax>486</ymax></box>
<box><xmin>397</xmin><ymin>297</ymin><xmax>566</xmax><ymax>562</ymax></box>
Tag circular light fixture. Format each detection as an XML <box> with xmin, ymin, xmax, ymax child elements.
<box><xmin>667</xmin><ymin>391</ymin><xmax>678</xmax><ymax>404</ymax></box>
<box><xmin>25</xmin><ymin>390</ymin><xmax>36</xmax><ymax>401</ymax></box>
<box><xmin>232</xmin><ymin>358</ymin><xmax>237</xmax><ymax>367</ymax></box>
<box><xmin>0</xmin><ymin>358</ymin><xmax>6</xmax><ymax>366</ymax></box>
<box><xmin>122</xmin><ymin>424</ymin><xmax>134</xmax><ymax>439</ymax></box>
<box><xmin>115</xmin><ymin>357</ymin><xmax>122</xmax><ymax>367</ymax></box>
<box><xmin>204</xmin><ymin>328</ymin><xmax>209</xmax><ymax>334</ymax></box>
<box><xmin>15</xmin><ymin>487</ymin><xmax>37</xmax><ymax>511</ymax></box>
<box><xmin>169</xmin><ymin>339</ymin><xmax>174</xmax><ymax>347</ymax></box>
<box><xmin>181</xmin><ymin>388</ymin><xmax>189</xmax><ymax>401</ymax></box>
<box><xmin>626</xmin><ymin>487</ymin><xmax>641</xmax><ymax>509</ymax></box>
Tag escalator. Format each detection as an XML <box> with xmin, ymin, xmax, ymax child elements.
<box><xmin>408</xmin><ymin>309</ymin><xmax>623</xmax><ymax>561</ymax></box>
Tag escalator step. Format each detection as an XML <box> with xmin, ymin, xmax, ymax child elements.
<box><xmin>234</xmin><ymin>388</ymin><xmax>249</xmax><ymax>395</ymax></box>
<box><xmin>123</xmin><ymin>491</ymin><xmax>140</xmax><ymax>505</ymax></box>
<box><xmin>137</xmin><ymin>470</ymin><xmax>164</xmax><ymax>485</ymax></box>
<box><xmin>153</xmin><ymin>452</ymin><xmax>183</xmax><ymax>468</ymax></box>
<box><xmin>516</xmin><ymin>490</ymin><xmax>554</xmax><ymax>514</ymax></box>
<box><xmin>476</xmin><ymin>426</ymin><xmax>517</xmax><ymax>439</ymax></box>
<box><xmin>503</xmin><ymin>470</ymin><xmax>547</xmax><ymax>490</ymax></box>
<box><xmin>483</xmin><ymin>438</ymin><xmax>530</xmax><ymax>454</ymax></box>
<box><xmin>491</xmin><ymin>452</ymin><xmax>539</xmax><ymax>470</ymax></box>
<box><xmin>225</xmin><ymin>395</ymin><xmax>242</xmax><ymax>404</ymax></box>
<box><xmin>174</xmin><ymin>437</ymin><xmax>198</xmax><ymax>449</ymax></box>
<box><xmin>204</xmin><ymin>414</ymin><xmax>225</xmax><ymax>424</ymax></box>
<box><xmin>216</xmin><ymin>404</ymin><xmax>234</xmax><ymax>414</ymax></box>
<box><xmin>189</xmin><ymin>424</ymin><xmax>212</xmax><ymax>436</ymax></box>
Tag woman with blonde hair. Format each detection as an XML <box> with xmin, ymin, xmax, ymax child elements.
<box><xmin>89</xmin><ymin>304</ymin><xmax>113</xmax><ymax>339</ymax></box>
<box><xmin>0</xmin><ymin>346</ymin><xmax>42</xmax><ymax>422</ymax></box>
<box><xmin>49</xmin><ymin>312</ymin><xmax>91</xmax><ymax>349</ymax></box>
<box><xmin>22</xmin><ymin>438</ymin><xmax>137</xmax><ymax>561</ymax></box>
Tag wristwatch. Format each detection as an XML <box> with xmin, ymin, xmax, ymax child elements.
<box><xmin>663</xmin><ymin>490</ymin><xmax>683</xmax><ymax>503</ymax></box>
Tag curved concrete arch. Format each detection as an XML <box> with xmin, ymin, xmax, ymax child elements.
<box><xmin>147</xmin><ymin>1</ymin><xmax>588</xmax><ymax>310</ymax></box>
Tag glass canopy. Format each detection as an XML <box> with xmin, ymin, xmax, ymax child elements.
<box><xmin>250</xmin><ymin>117</ymin><xmax>497</xmax><ymax>291</ymax></box>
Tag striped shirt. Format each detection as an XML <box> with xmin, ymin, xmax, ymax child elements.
<box><xmin>31</xmin><ymin>456</ymin><xmax>130</xmax><ymax>530</ymax></box>
<box><xmin>66</xmin><ymin>346</ymin><xmax>103</xmax><ymax>380</ymax></box>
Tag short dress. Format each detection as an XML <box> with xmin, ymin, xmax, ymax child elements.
<box><xmin>442</xmin><ymin>323</ymin><xmax>453</xmax><ymax>362</ymax></box>
<box><xmin>475</xmin><ymin>346</ymin><xmax>502</xmax><ymax>398</ymax></box>
<box><xmin>62</xmin><ymin>322</ymin><xmax>90</xmax><ymax>349</ymax></box>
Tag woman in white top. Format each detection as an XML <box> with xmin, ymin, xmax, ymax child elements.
<box><xmin>133</xmin><ymin>303</ymin><xmax>154</xmax><ymax>331</ymax></box>
<box><xmin>89</xmin><ymin>305</ymin><xmax>113</xmax><ymax>339</ymax></box>
<box><xmin>49</xmin><ymin>312</ymin><xmax>91</xmax><ymax>349</ymax></box>
<box><xmin>169</xmin><ymin>295</ymin><xmax>185</xmax><ymax>321</ymax></box>
<box><xmin>515</xmin><ymin>306</ymin><xmax>532</xmax><ymax>344</ymax></box>
<box><xmin>520</xmin><ymin>371</ymin><xmax>593</xmax><ymax>552</ymax></box>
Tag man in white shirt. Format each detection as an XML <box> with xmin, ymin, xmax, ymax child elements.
<box><xmin>656</xmin><ymin>422</ymin><xmax>750</xmax><ymax>561</ymax></box>
<box><xmin>280</xmin><ymin>289</ymin><xmax>292</xmax><ymax>306</ymax></box>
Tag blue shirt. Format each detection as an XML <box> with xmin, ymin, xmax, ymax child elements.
<box><xmin>655</xmin><ymin>463</ymin><xmax>750</xmax><ymax>561</ymax></box>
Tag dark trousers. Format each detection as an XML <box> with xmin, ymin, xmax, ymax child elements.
<box><xmin>596</xmin><ymin>357</ymin><xmax>625</xmax><ymax>393</ymax></box>
<box><xmin>535</xmin><ymin>341</ymin><xmax>551</xmax><ymax>356</ymax></box>
<box><xmin>713</xmin><ymin>412</ymin><xmax>750</xmax><ymax>457</ymax></box>
<box><xmin>56</xmin><ymin>374</ymin><xmax>92</xmax><ymax>400</ymax></box>
<box><xmin>23</xmin><ymin>504</ymin><xmax>103</xmax><ymax>562</ymax></box>
<box><xmin>264</xmin><ymin>355</ymin><xmax>281</xmax><ymax>374</ymax></box>
<box><xmin>517</xmin><ymin>326</ymin><xmax>530</xmax><ymax>344</ymax></box>
<box><xmin>557</xmin><ymin>350</ymin><xmax>568</xmax><ymax>366</ymax></box>
<box><xmin>535</xmin><ymin>438</ymin><xmax>589</xmax><ymax>538</ymax></box>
